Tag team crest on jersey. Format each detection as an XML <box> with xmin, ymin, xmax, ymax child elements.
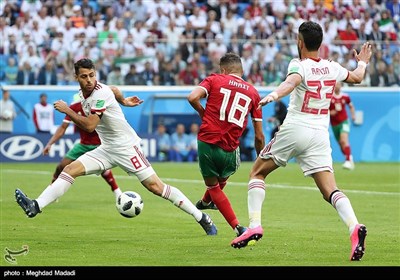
<box><xmin>95</xmin><ymin>100</ymin><xmax>105</xmax><ymax>108</ymax></box>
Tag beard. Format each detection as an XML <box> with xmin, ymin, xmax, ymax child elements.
<box><xmin>297</xmin><ymin>44</ymin><xmax>301</xmax><ymax>59</ymax></box>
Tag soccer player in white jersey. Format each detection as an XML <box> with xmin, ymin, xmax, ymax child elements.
<box><xmin>15</xmin><ymin>58</ymin><xmax>217</xmax><ymax>236</ymax></box>
<box><xmin>231</xmin><ymin>21</ymin><xmax>372</xmax><ymax>261</ymax></box>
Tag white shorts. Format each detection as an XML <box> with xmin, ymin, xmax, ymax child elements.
<box><xmin>259</xmin><ymin>122</ymin><xmax>333</xmax><ymax>176</ymax></box>
<box><xmin>77</xmin><ymin>144</ymin><xmax>156</xmax><ymax>182</ymax></box>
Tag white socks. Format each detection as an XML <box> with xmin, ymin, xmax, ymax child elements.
<box><xmin>331</xmin><ymin>191</ymin><xmax>359</xmax><ymax>234</ymax></box>
<box><xmin>248</xmin><ymin>179</ymin><xmax>266</xmax><ymax>228</ymax></box>
<box><xmin>161</xmin><ymin>184</ymin><xmax>202</xmax><ymax>222</ymax></box>
<box><xmin>114</xmin><ymin>188</ymin><xmax>123</xmax><ymax>200</ymax></box>
<box><xmin>36</xmin><ymin>172</ymin><xmax>75</xmax><ymax>209</ymax></box>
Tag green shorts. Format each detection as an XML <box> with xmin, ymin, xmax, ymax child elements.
<box><xmin>331</xmin><ymin>120</ymin><xmax>350</xmax><ymax>142</ymax></box>
<box><xmin>65</xmin><ymin>143</ymin><xmax>99</xmax><ymax>161</ymax></box>
<box><xmin>197</xmin><ymin>140</ymin><xmax>240</xmax><ymax>178</ymax></box>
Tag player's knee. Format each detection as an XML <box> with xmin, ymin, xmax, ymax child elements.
<box><xmin>142</xmin><ymin>180</ymin><xmax>163</xmax><ymax>196</ymax></box>
<box><xmin>62</xmin><ymin>161</ymin><xmax>84</xmax><ymax>178</ymax></box>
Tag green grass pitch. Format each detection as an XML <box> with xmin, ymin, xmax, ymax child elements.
<box><xmin>0</xmin><ymin>162</ymin><xmax>399</xmax><ymax>268</ymax></box>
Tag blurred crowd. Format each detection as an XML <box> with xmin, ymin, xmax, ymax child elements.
<box><xmin>154</xmin><ymin>122</ymin><xmax>199</xmax><ymax>162</ymax></box>
<box><xmin>0</xmin><ymin>0</ymin><xmax>399</xmax><ymax>87</ymax></box>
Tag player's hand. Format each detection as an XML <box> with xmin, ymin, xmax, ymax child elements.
<box><xmin>258</xmin><ymin>94</ymin><xmax>276</xmax><ymax>109</ymax></box>
<box><xmin>122</xmin><ymin>96</ymin><xmax>144</xmax><ymax>107</ymax></box>
<box><xmin>43</xmin><ymin>144</ymin><xmax>51</xmax><ymax>155</ymax></box>
<box><xmin>53</xmin><ymin>100</ymin><xmax>68</xmax><ymax>113</ymax></box>
<box><xmin>353</xmin><ymin>42</ymin><xmax>372</xmax><ymax>64</ymax></box>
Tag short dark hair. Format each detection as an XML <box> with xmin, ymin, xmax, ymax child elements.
<box><xmin>74</xmin><ymin>58</ymin><xmax>95</xmax><ymax>75</ymax></box>
<box><xmin>220</xmin><ymin>52</ymin><xmax>241</xmax><ymax>66</ymax></box>
<box><xmin>219</xmin><ymin>52</ymin><xmax>242</xmax><ymax>73</ymax></box>
<box><xmin>298</xmin><ymin>21</ymin><xmax>323</xmax><ymax>51</ymax></box>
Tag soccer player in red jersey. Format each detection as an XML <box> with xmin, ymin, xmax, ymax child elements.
<box><xmin>42</xmin><ymin>86</ymin><xmax>126</xmax><ymax>200</ymax></box>
<box><xmin>188</xmin><ymin>52</ymin><xmax>265</xmax><ymax>238</ymax></box>
<box><xmin>329</xmin><ymin>81</ymin><xmax>356</xmax><ymax>170</ymax></box>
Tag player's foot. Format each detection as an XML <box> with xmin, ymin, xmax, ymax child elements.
<box><xmin>15</xmin><ymin>188</ymin><xmax>41</xmax><ymax>218</ymax></box>
<box><xmin>195</xmin><ymin>200</ymin><xmax>218</xmax><ymax>210</ymax></box>
<box><xmin>231</xmin><ymin>225</ymin><xmax>263</xmax><ymax>249</ymax></box>
<box><xmin>114</xmin><ymin>189</ymin><xmax>123</xmax><ymax>201</ymax></box>
<box><xmin>350</xmin><ymin>224</ymin><xmax>367</xmax><ymax>261</ymax></box>
<box><xmin>235</xmin><ymin>225</ymin><xmax>247</xmax><ymax>237</ymax></box>
<box><xmin>343</xmin><ymin>156</ymin><xmax>355</xmax><ymax>170</ymax></box>
<box><xmin>198</xmin><ymin>213</ymin><xmax>217</xmax><ymax>235</ymax></box>
<box><xmin>342</xmin><ymin>160</ymin><xmax>355</xmax><ymax>170</ymax></box>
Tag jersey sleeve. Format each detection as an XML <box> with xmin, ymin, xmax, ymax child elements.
<box><xmin>64</xmin><ymin>113</ymin><xmax>71</xmax><ymax>122</ymax></box>
<box><xmin>90</xmin><ymin>99</ymin><xmax>106</xmax><ymax>114</ymax></box>
<box><xmin>64</xmin><ymin>103</ymin><xmax>77</xmax><ymax>122</ymax></box>
<box><xmin>286</xmin><ymin>58</ymin><xmax>303</xmax><ymax>78</ymax></box>
<box><xmin>90</xmin><ymin>86</ymin><xmax>113</xmax><ymax>114</ymax></box>
<box><xmin>332</xmin><ymin>61</ymin><xmax>349</xmax><ymax>82</ymax></box>
<box><xmin>198</xmin><ymin>75</ymin><xmax>215</xmax><ymax>97</ymax></box>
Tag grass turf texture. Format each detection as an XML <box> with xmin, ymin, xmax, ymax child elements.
<box><xmin>1</xmin><ymin>162</ymin><xmax>399</xmax><ymax>267</ymax></box>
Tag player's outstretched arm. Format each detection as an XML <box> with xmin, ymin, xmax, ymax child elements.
<box><xmin>110</xmin><ymin>85</ymin><xmax>144</xmax><ymax>107</ymax></box>
<box><xmin>346</xmin><ymin>42</ymin><xmax>372</xmax><ymax>84</ymax></box>
<box><xmin>258</xmin><ymin>74</ymin><xmax>302</xmax><ymax>109</ymax></box>
<box><xmin>122</xmin><ymin>96</ymin><xmax>144</xmax><ymax>107</ymax></box>
<box><xmin>43</xmin><ymin>122</ymin><xmax>69</xmax><ymax>155</ymax></box>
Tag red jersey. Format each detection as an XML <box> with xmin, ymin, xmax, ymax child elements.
<box><xmin>64</xmin><ymin>102</ymin><xmax>101</xmax><ymax>145</ymax></box>
<box><xmin>197</xmin><ymin>73</ymin><xmax>262</xmax><ymax>152</ymax></box>
<box><xmin>329</xmin><ymin>93</ymin><xmax>351</xmax><ymax>126</ymax></box>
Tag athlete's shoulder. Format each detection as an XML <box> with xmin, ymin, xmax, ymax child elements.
<box><xmin>341</xmin><ymin>92</ymin><xmax>351</xmax><ymax>101</ymax></box>
<box><xmin>96</xmin><ymin>82</ymin><xmax>105</xmax><ymax>89</ymax></box>
<box><xmin>200</xmin><ymin>73</ymin><xmax>219</xmax><ymax>81</ymax></box>
<box><xmin>93</xmin><ymin>82</ymin><xmax>112</xmax><ymax>92</ymax></box>
<box><xmin>323</xmin><ymin>58</ymin><xmax>341</xmax><ymax>67</ymax></box>
<box><xmin>287</xmin><ymin>58</ymin><xmax>303</xmax><ymax>74</ymax></box>
<box><xmin>93</xmin><ymin>82</ymin><xmax>113</xmax><ymax>98</ymax></box>
<box><xmin>208</xmin><ymin>73</ymin><xmax>221</xmax><ymax>78</ymax></box>
<box><xmin>203</xmin><ymin>73</ymin><xmax>231</xmax><ymax>85</ymax></box>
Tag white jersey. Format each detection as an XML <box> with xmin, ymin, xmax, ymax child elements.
<box><xmin>0</xmin><ymin>99</ymin><xmax>17</xmax><ymax>132</ymax></box>
<box><xmin>33</xmin><ymin>103</ymin><xmax>54</xmax><ymax>132</ymax></box>
<box><xmin>79</xmin><ymin>82</ymin><xmax>141</xmax><ymax>149</ymax></box>
<box><xmin>284</xmin><ymin>58</ymin><xmax>349</xmax><ymax>130</ymax></box>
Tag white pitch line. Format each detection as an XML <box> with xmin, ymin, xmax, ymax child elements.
<box><xmin>157</xmin><ymin>177</ymin><xmax>400</xmax><ymax>196</ymax></box>
<box><xmin>1</xmin><ymin>169</ymin><xmax>399</xmax><ymax>196</ymax></box>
